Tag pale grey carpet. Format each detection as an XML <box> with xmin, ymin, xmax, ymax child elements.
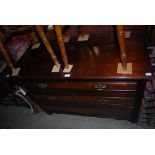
<box><xmin>0</xmin><ymin>105</ymin><xmax>149</xmax><ymax>129</ymax></box>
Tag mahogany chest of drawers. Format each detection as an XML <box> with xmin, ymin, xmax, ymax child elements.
<box><xmin>19</xmin><ymin>79</ymin><xmax>141</xmax><ymax>121</ymax></box>
<box><xmin>7</xmin><ymin>29</ymin><xmax>151</xmax><ymax>122</ymax></box>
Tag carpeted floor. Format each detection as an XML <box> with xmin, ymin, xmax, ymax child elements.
<box><xmin>0</xmin><ymin>105</ymin><xmax>151</xmax><ymax>129</ymax></box>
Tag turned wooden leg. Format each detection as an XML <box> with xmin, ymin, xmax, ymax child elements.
<box><xmin>35</xmin><ymin>25</ymin><xmax>60</xmax><ymax>67</ymax></box>
<box><xmin>79</xmin><ymin>25</ymin><xmax>84</xmax><ymax>37</ymax></box>
<box><xmin>77</xmin><ymin>25</ymin><xmax>89</xmax><ymax>41</ymax></box>
<box><xmin>0</xmin><ymin>42</ymin><xmax>19</xmax><ymax>75</ymax></box>
<box><xmin>116</xmin><ymin>25</ymin><xmax>127</xmax><ymax>70</ymax></box>
<box><xmin>54</xmin><ymin>25</ymin><xmax>69</xmax><ymax>69</ymax></box>
<box><xmin>28</xmin><ymin>32</ymin><xmax>39</xmax><ymax>44</ymax></box>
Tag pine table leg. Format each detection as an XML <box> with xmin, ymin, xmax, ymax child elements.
<box><xmin>35</xmin><ymin>25</ymin><xmax>60</xmax><ymax>67</ymax></box>
<box><xmin>116</xmin><ymin>25</ymin><xmax>132</xmax><ymax>74</ymax></box>
<box><xmin>54</xmin><ymin>25</ymin><xmax>69</xmax><ymax>69</ymax></box>
<box><xmin>0</xmin><ymin>42</ymin><xmax>20</xmax><ymax>76</ymax></box>
<box><xmin>116</xmin><ymin>25</ymin><xmax>127</xmax><ymax>70</ymax></box>
<box><xmin>77</xmin><ymin>25</ymin><xmax>89</xmax><ymax>41</ymax></box>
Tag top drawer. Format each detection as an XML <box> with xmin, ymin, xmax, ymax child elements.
<box><xmin>23</xmin><ymin>81</ymin><xmax>137</xmax><ymax>91</ymax></box>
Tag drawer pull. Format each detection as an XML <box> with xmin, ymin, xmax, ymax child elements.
<box><xmin>94</xmin><ymin>84</ymin><xmax>106</xmax><ymax>91</ymax></box>
<box><xmin>49</xmin><ymin>96</ymin><xmax>56</xmax><ymax>101</ymax></box>
<box><xmin>38</xmin><ymin>83</ymin><xmax>47</xmax><ymax>89</ymax></box>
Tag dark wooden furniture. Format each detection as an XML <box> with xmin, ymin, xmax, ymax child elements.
<box><xmin>6</xmin><ymin>25</ymin><xmax>151</xmax><ymax>122</ymax></box>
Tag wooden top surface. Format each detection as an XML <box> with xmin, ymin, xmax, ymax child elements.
<box><xmin>14</xmin><ymin>37</ymin><xmax>151</xmax><ymax>80</ymax></box>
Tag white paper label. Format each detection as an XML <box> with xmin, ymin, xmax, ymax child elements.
<box><xmin>145</xmin><ymin>73</ymin><xmax>152</xmax><ymax>76</ymax></box>
<box><xmin>64</xmin><ymin>74</ymin><xmax>70</xmax><ymax>77</ymax></box>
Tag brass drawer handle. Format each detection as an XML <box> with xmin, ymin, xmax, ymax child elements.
<box><xmin>94</xmin><ymin>84</ymin><xmax>106</xmax><ymax>91</ymax></box>
<box><xmin>48</xmin><ymin>96</ymin><xmax>56</xmax><ymax>101</ymax></box>
<box><xmin>38</xmin><ymin>83</ymin><xmax>47</xmax><ymax>89</ymax></box>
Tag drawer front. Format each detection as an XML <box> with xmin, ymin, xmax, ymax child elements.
<box><xmin>28</xmin><ymin>89</ymin><xmax>136</xmax><ymax>98</ymax></box>
<box><xmin>23</xmin><ymin>81</ymin><xmax>137</xmax><ymax>91</ymax></box>
<box><xmin>23</xmin><ymin>81</ymin><xmax>137</xmax><ymax>96</ymax></box>
<box><xmin>24</xmin><ymin>80</ymin><xmax>137</xmax><ymax>121</ymax></box>
<box><xmin>35</xmin><ymin>101</ymin><xmax>133</xmax><ymax>121</ymax></box>
<box><xmin>31</xmin><ymin>94</ymin><xmax>135</xmax><ymax>108</ymax></box>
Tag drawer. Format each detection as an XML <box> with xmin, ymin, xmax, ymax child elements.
<box><xmin>36</xmin><ymin>102</ymin><xmax>133</xmax><ymax>121</ymax></box>
<box><xmin>24</xmin><ymin>81</ymin><xmax>137</xmax><ymax>93</ymax></box>
<box><xmin>28</xmin><ymin>88</ymin><xmax>136</xmax><ymax>98</ymax></box>
<box><xmin>30</xmin><ymin>93</ymin><xmax>134</xmax><ymax>121</ymax></box>
<box><xmin>31</xmin><ymin>94</ymin><xmax>135</xmax><ymax>107</ymax></box>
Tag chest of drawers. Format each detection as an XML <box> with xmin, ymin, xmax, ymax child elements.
<box><xmin>21</xmin><ymin>79</ymin><xmax>141</xmax><ymax>121</ymax></box>
<box><xmin>7</xmin><ymin>31</ymin><xmax>151</xmax><ymax>122</ymax></box>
